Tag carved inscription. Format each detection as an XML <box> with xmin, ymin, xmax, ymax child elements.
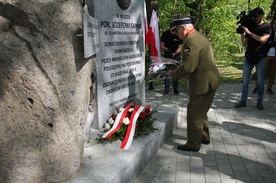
<box><xmin>98</xmin><ymin>13</ymin><xmax>144</xmax><ymax>107</ymax></box>
<box><xmin>93</xmin><ymin>0</ymin><xmax>145</xmax><ymax>129</ymax></box>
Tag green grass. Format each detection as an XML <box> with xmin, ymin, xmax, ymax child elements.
<box><xmin>217</xmin><ymin>61</ymin><xmax>243</xmax><ymax>83</ymax></box>
<box><xmin>216</xmin><ymin>54</ymin><xmax>244</xmax><ymax>83</ymax></box>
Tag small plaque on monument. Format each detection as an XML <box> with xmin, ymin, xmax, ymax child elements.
<box><xmin>83</xmin><ymin>12</ymin><xmax>100</xmax><ymax>58</ymax></box>
<box><xmin>90</xmin><ymin>0</ymin><xmax>146</xmax><ymax>128</ymax></box>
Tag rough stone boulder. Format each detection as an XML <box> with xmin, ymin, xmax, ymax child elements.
<box><xmin>0</xmin><ymin>0</ymin><xmax>95</xmax><ymax>182</ymax></box>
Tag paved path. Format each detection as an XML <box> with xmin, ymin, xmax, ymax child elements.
<box><xmin>135</xmin><ymin>83</ymin><xmax>276</xmax><ymax>183</ymax></box>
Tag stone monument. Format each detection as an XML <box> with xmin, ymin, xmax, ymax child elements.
<box><xmin>87</xmin><ymin>0</ymin><xmax>146</xmax><ymax>129</ymax></box>
<box><xmin>0</xmin><ymin>1</ymin><xmax>95</xmax><ymax>182</ymax></box>
<box><xmin>0</xmin><ymin>0</ymin><xmax>146</xmax><ymax>182</ymax></box>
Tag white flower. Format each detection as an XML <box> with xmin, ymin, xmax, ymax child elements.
<box><xmin>128</xmin><ymin>108</ymin><xmax>134</xmax><ymax>112</ymax></box>
<box><xmin>99</xmin><ymin>128</ymin><xmax>105</xmax><ymax>132</ymax></box>
<box><xmin>104</xmin><ymin>123</ymin><xmax>111</xmax><ymax>130</ymax></box>
<box><xmin>152</xmin><ymin>65</ymin><xmax>159</xmax><ymax>73</ymax></box>
<box><xmin>118</xmin><ymin>107</ymin><xmax>124</xmax><ymax>112</ymax></box>
<box><xmin>108</xmin><ymin>118</ymin><xmax>115</xmax><ymax>125</ymax></box>
<box><xmin>159</xmin><ymin>64</ymin><xmax>167</xmax><ymax>70</ymax></box>
<box><xmin>123</xmin><ymin>117</ymin><xmax>130</xmax><ymax>125</ymax></box>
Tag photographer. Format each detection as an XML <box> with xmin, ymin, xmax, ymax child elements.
<box><xmin>235</xmin><ymin>7</ymin><xmax>271</xmax><ymax>110</ymax></box>
<box><xmin>161</xmin><ymin>22</ymin><xmax>183</xmax><ymax>95</ymax></box>
<box><xmin>252</xmin><ymin>20</ymin><xmax>276</xmax><ymax>95</ymax></box>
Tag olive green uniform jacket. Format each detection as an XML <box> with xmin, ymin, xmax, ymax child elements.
<box><xmin>171</xmin><ymin>30</ymin><xmax>221</xmax><ymax>150</ymax></box>
<box><xmin>171</xmin><ymin>31</ymin><xmax>221</xmax><ymax>95</ymax></box>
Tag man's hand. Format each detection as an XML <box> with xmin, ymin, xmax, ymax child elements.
<box><xmin>242</xmin><ymin>26</ymin><xmax>251</xmax><ymax>35</ymax></box>
<box><xmin>162</xmin><ymin>47</ymin><xmax>169</xmax><ymax>51</ymax></box>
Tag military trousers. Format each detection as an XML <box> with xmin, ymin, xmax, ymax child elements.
<box><xmin>186</xmin><ymin>89</ymin><xmax>216</xmax><ymax>150</ymax></box>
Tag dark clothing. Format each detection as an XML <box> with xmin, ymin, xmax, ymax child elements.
<box><xmin>245</xmin><ymin>23</ymin><xmax>271</xmax><ymax>64</ymax></box>
<box><xmin>240</xmin><ymin>22</ymin><xmax>271</xmax><ymax>105</ymax></box>
<box><xmin>265</xmin><ymin>31</ymin><xmax>276</xmax><ymax>56</ymax></box>
<box><xmin>161</xmin><ymin>30</ymin><xmax>183</xmax><ymax>93</ymax></box>
<box><xmin>161</xmin><ymin>30</ymin><xmax>183</xmax><ymax>53</ymax></box>
<box><xmin>263</xmin><ymin>31</ymin><xmax>276</xmax><ymax>89</ymax></box>
<box><xmin>255</xmin><ymin>31</ymin><xmax>276</xmax><ymax>90</ymax></box>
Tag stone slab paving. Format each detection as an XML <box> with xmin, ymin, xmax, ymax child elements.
<box><xmin>135</xmin><ymin>83</ymin><xmax>276</xmax><ymax>183</ymax></box>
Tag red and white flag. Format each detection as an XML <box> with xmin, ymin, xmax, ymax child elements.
<box><xmin>146</xmin><ymin>10</ymin><xmax>161</xmax><ymax>58</ymax></box>
<box><xmin>144</xmin><ymin>2</ymin><xmax>148</xmax><ymax>39</ymax></box>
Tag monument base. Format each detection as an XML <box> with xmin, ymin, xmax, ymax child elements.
<box><xmin>65</xmin><ymin>105</ymin><xmax>178</xmax><ymax>183</ymax></box>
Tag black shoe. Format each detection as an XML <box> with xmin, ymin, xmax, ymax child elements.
<box><xmin>174</xmin><ymin>90</ymin><xmax>179</xmax><ymax>95</ymax></box>
<box><xmin>202</xmin><ymin>140</ymin><xmax>210</xmax><ymax>145</ymax></box>
<box><xmin>177</xmin><ymin>145</ymin><xmax>199</xmax><ymax>152</ymax></box>
<box><xmin>235</xmin><ymin>101</ymin><xmax>246</xmax><ymax>108</ymax></box>
<box><xmin>267</xmin><ymin>88</ymin><xmax>274</xmax><ymax>94</ymax></box>
<box><xmin>256</xmin><ymin>102</ymin><xmax>264</xmax><ymax>110</ymax></box>
<box><xmin>163</xmin><ymin>90</ymin><xmax>169</xmax><ymax>95</ymax></box>
<box><xmin>148</xmin><ymin>82</ymin><xmax>154</xmax><ymax>90</ymax></box>
<box><xmin>252</xmin><ymin>87</ymin><xmax>258</xmax><ymax>93</ymax></box>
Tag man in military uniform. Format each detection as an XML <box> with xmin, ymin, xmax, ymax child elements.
<box><xmin>167</xmin><ymin>15</ymin><xmax>221</xmax><ymax>151</ymax></box>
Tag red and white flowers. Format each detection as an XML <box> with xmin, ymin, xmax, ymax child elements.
<box><xmin>96</xmin><ymin>103</ymin><xmax>158</xmax><ymax>150</ymax></box>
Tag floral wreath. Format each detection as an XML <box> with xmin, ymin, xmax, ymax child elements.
<box><xmin>96</xmin><ymin>103</ymin><xmax>158</xmax><ymax>150</ymax></box>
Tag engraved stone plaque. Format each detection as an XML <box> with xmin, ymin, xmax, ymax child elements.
<box><xmin>90</xmin><ymin>0</ymin><xmax>145</xmax><ymax>128</ymax></box>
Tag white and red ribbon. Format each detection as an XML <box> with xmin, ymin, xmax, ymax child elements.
<box><xmin>120</xmin><ymin>105</ymin><xmax>145</xmax><ymax>150</ymax></box>
<box><xmin>102</xmin><ymin>104</ymin><xmax>132</xmax><ymax>139</ymax></box>
<box><xmin>103</xmin><ymin>104</ymin><xmax>152</xmax><ymax>150</ymax></box>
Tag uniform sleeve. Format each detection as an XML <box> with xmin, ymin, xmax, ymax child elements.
<box><xmin>171</xmin><ymin>41</ymin><xmax>200</xmax><ymax>80</ymax></box>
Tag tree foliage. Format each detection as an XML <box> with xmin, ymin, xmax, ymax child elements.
<box><xmin>156</xmin><ymin>0</ymin><xmax>274</xmax><ymax>62</ymax></box>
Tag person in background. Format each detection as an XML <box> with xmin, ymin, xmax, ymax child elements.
<box><xmin>235</xmin><ymin>7</ymin><xmax>271</xmax><ymax>110</ymax></box>
<box><xmin>161</xmin><ymin>22</ymin><xmax>183</xmax><ymax>95</ymax></box>
<box><xmin>167</xmin><ymin>15</ymin><xmax>221</xmax><ymax>152</ymax></box>
<box><xmin>252</xmin><ymin>19</ymin><xmax>276</xmax><ymax>94</ymax></box>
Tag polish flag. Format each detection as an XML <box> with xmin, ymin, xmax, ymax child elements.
<box><xmin>145</xmin><ymin>10</ymin><xmax>161</xmax><ymax>57</ymax></box>
<box><xmin>144</xmin><ymin>2</ymin><xmax>148</xmax><ymax>39</ymax></box>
